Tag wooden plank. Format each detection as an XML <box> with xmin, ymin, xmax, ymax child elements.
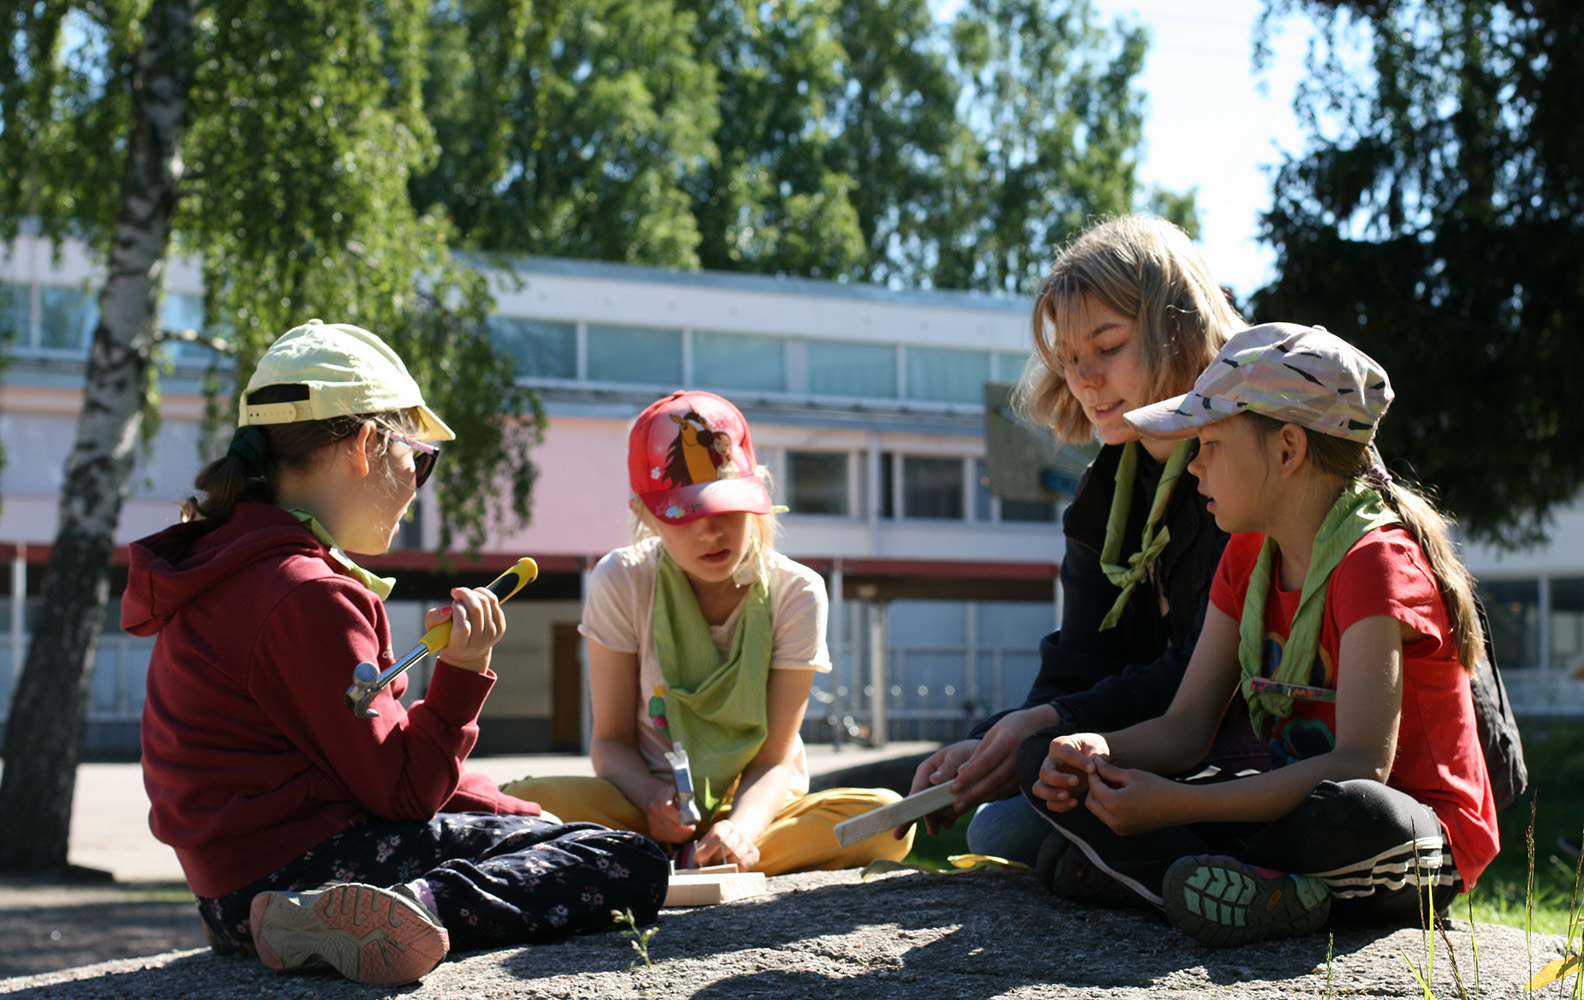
<box><xmin>664</xmin><ymin>871</ymin><xmax>768</xmax><ymax>907</ymax></box>
<box><xmin>832</xmin><ymin>781</ymin><xmax>958</xmax><ymax>848</ymax></box>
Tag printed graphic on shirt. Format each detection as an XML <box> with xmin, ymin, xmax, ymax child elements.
<box><xmin>648</xmin><ymin>684</ymin><xmax>670</xmax><ymax>738</ymax></box>
<box><xmin>1259</xmin><ymin>631</ymin><xmax>1338</xmax><ymax>766</ymax></box>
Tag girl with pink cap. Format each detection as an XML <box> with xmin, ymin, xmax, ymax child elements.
<box><xmin>504</xmin><ymin>390</ymin><xmax>911</xmax><ymax>874</ymax></box>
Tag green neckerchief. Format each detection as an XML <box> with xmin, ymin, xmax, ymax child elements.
<box><xmin>288</xmin><ymin>508</ymin><xmax>396</xmax><ymax>600</ymax></box>
<box><xmin>651</xmin><ymin>549</ymin><xmax>772</xmax><ymax>820</ymax></box>
<box><xmin>1098</xmin><ymin>440</ymin><xmax>1194</xmax><ymax>630</ymax></box>
<box><xmin>1238</xmin><ymin>481</ymin><xmax>1400</xmax><ymax>736</ymax></box>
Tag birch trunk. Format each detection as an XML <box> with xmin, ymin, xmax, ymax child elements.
<box><xmin>0</xmin><ymin>0</ymin><xmax>196</xmax><ymax>871</ymax></box>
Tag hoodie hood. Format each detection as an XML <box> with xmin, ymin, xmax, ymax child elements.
<box><xmin>122</xmin><ymin>503</ymin><xmax>327</xmax><ymax>637</ymax></box>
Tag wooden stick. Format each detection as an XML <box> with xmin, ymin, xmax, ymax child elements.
<box><xmin>832</xmin><ymin>781</ymin><xmax>958</xmax><ymax>847</ymax></box>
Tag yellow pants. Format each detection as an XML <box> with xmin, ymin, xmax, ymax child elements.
<box><xmin>500</xmin><ymin>774</ymin><xmax>913</xmax><ymax>876</ymax></box>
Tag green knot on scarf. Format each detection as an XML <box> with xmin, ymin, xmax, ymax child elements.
<box><xmin>289</xmin><ymin>508</ymin><xmax>396</xmax><ymax>600</ymax></box>
<box><xmin>1098</xmin><ymin>440</ymin><xmax>1193</xmax><ymax>631</ymax></box>
<box><xmin>652</xmin><ymin>549</ymin><xmax>772</xmax><ymax>820</ymax></box>
<box><xmin>1238</xmin><ymin>481</ymin><xmax>1399</xmax><ymax>737</ymax></box>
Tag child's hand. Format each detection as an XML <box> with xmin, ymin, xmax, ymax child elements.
<box><xmin>693</xmin><ymin>819</ymin><xmax>760</xmax><ymax>871</ymax></box>
<box><xmin>429</xmin><ymin>586</ymin><xmax>507</xmax><ymax>674</ymax></box>
<box><xmin>1082</xmin><ymin>758</ymin><xmax>1179</xmax><ymax>836</ymax></box>
<box><xmin>643</xmin><ymin>786</ymin><xmax>698</xmax><ymax>845</ymax></box>
<box><xmin>1028</xmin><ymin>733</ymin><xmax>1110</xmax><ymax>812</ymax></box>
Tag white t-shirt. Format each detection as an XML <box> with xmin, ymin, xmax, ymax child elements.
<box><xmin>579</xmin><ymin>536</ymin><xmax>831</xmax><ymax>797</ymax></box>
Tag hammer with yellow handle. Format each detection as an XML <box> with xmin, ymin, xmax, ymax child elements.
<box><xmin>344</xmin><ymin>557</ymin><xmax>538</xmax><ymax>718</ymax></box>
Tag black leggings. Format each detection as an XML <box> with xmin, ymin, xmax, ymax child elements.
<box><xmin>198</xmin><ymin>813</ymin><xmax>669</xmax><ymax>953</ymax></box>
<box><xmin>1015</xmin><ymin>734</ymin><xmax>1464</xmax><ymax>925</ymax></box>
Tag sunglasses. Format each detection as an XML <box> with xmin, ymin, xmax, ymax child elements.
<box><xmin>385</xmin><ymin>430</ymin><xmax>441</xmax><ymax>488</ymax></box>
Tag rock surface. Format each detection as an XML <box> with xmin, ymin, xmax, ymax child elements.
<box><xmin>2</xmin><ymin>867</ymin><xmax>1572</xmax><ymax>999</ymax></box>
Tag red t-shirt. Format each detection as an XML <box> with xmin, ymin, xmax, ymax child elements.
<box><xmin>1210</xmin><ymin>527</ymin><xmax>1499</xmax><ymax>886</ymax></box>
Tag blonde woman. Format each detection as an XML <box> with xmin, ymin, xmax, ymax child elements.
<box><xmin>908</xmin><ymin>215</ymin><xmax>1249</xmax><ymax>870</ymax></box>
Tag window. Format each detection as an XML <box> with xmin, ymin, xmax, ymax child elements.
<box><xmin>489</xmin><ymin>316</ymin><xmax>577</xmax><ymax>379</ymax></box>
<box><xmin>808</xmin><ymin>340</ymin><xmax>896</xmax><ymax>398</ymax></box>
<box><xmin>0</xmin><ymin>282</ymin><xmax>28</xmax><ymax>345</ymax></box>
<box><xmin>787</xmin><ymin>451</ymin><xmax>850</xmax><ymax>516</ymax></box>
<box><xmin>1001</xmin><ymin>497</ymin><xmax>1057</xmax><ymax>523</ymax></box>
<box><xmin>694</xmin><ymin>331</ymin><xmax>785</xmax><ymax>393</ymax></box>
<box><xmin>159</xmin><ymin>292</ymin><xmax>223</xmax><ymax>366</ymax></box>
<box><xmin>38</xmin><ymin>285</ymin><xmax>96</xmax><ymax>352</ymax></box>
<box><xmin>587</xmin><ymin>323</ymin><xmax>682</xmax><ymax>385</ymax></box>
<box><xmin>1549</xmin><ymin>577</ymin><xmax>1584</xmax><ymax>678</ymax></box>
<box><xmin>906</xmin><ymin>346</ymin><xmax>989</xmax><ymax>404</ymax></box>
<box><xmin>393</xmin><ymin>499</ymin><xmax>424</xmax><ymax>550</ymax></box>
<box><xmin>974</xmin><ymin>458</ymin><xmax>1055</xmax><ymax>523</ymax></box>
<box><xmin>902</xmin><ymin>456</ymin><xmax>964</xmax><ymax>519</ymax></box>
<box><xmin>996</xmin><ymin>350</ymin><xmax>1034</xmax><ymax>384</ymax></box>
<box><xmin>879</xmin><ymin>451</ymin><xmax>896</xmax><ymax>519</ymax></box>
<box><xmin>1481</xmin><ymin>579</ymin><xmax>1540</xmax><ymax>670</ymax></box>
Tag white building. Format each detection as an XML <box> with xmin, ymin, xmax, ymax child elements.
<box><xmin>0</xmin><ymin>238</ymin><xmax>1065</xmax><ymax>756</ymax></box>
<box><xmin>2</xmin><ymin>236</ymin><xmax>1578</xmax><ymax>757</ymax></box>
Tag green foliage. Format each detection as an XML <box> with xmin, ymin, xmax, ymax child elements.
<box><xmin>1473</xmin><ymin>722</ymin><xmax>1584</xmax><ymax>931</ymax></box>
<box><xmin>611</xmin><ymin>906</ymin><xmax>659</xmax><ymax>972</ymax></box>
<box><xmin>413</xmin><ymin>0</ymin><xmax>1190</xmax><ymax>294</ymax></box>
<box><xmin>0</xmin><ymin>0</ymin><xmax>545</xmax><ymax>553</ymax></box>
<box><xmin>930</xmin><ymin>0</ymin><xmax>1147</xmax><ymax>293</ymax></box>
<box><xmin>414</xmin><ymin>0</ymin><xmax>716</xmax><ymax>269</ymax></box>
<box><xmin>1253</xmin><ymin>0</ymin><xmax>1584</xmax><ymax>546</ymax></box>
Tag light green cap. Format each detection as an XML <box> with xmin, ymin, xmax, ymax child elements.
<box><xmin>238</xmin><ymin>319</ymin><xmax>454</xmax><ymax>442</ymax></box>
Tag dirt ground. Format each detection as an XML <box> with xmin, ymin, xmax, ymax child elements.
<box><xmin>2</xmin><ymin>866</ymin><xmax>1573</xmax><ymax>999</ymax></box>
<box><xmin>0</xmin><ymin>874</ymin><xmax>206</xmax><ymax>978</ymax></box>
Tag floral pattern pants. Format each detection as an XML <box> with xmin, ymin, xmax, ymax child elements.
<box><xmin>198</xmin><ymin>813</ymin><xmax>669</xmax><ymax>953</ymax></box>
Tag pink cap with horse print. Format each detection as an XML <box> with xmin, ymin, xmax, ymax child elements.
<box><xmin>628</xmin><ymin>390</ymin><xmax>771</xmax><ymax>525</ymax></box>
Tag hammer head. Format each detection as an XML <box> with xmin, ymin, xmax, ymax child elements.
<box><xmin>344</xmin><ymin>661</ymin><xmax>382</xmax><ymax>718</ymax></box>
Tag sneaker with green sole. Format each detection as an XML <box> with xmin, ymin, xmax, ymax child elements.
<box><xmin>249</xmin><ymin>882</ymin><xmax>449</xmax><ymax>985</ymax></box>
<box><xmin>1163</xmin><ymin>854</ymin><xmax>1330</xmax><ymax>947</ymax></box>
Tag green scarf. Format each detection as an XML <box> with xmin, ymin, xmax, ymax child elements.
<box><xmin>1239</xmin><ymin>481</ymin><xmax>1400</xmax><ymax>736</ymax></box>
<box><xmin>1098</xmin><ymin>440</ymin><xmax>1193</xmax><ymax>630</ymax></box>
<box><xmin>652</xmin><ymin>549</ymin><xmax>772</xmax><ymax>820</ymax></box>
<box><xmin>289</xmin><ymin>508</ymin><xmax>396</xmax><ymax>599</ymax></box>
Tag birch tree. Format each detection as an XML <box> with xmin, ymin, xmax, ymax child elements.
<box><xmin>0</xmin><ymin>0</ymin><xmax>541</xmax><ymax>872</ymax></box>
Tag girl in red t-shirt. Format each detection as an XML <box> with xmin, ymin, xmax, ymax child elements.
<box><xmin>1021</xmin><ymin>322</ymin><xmax>1497</xmax><ymax>947</ymax></box>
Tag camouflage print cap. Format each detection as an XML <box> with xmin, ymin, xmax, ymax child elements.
<box><xmin>1124</xmin><ymin>322</ymin><xmax>1393</xmax><ymax>443</ymax></box>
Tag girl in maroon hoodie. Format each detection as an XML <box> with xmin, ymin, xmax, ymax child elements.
<box><xmin>124</xmin><ymin>320</ymin><xmax>667</xmax><ymax>986</ymax></box>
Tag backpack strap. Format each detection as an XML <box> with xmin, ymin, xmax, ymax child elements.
<box><xmin>1469</xmin><ymin>594</ymin><xmax>1528</xmax><ymax>811</ymax></box>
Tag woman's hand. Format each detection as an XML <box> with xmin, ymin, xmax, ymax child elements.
<box><xmin>1027</xmin><ymin>732</ymin><xmax>1110</xmax><ymax>812</ymax></box>
<box><xmin>430</xmin><ymin>586</ymin><xmax>506</xmax><ymax>674</ymax></box>
<box><xmin>949</xmin><ymin>705</ymin><xmax>1062</xmax><ymax>807</ymax></box>
<box><xmin>642</xmin><ymin>784</ymin><xmax>698</xmax><ymax>845</ymax></box>
<box><xmin>903</xmin><ymin>740</ymin><xmax>975</xmax><ymax>835</ymax></box>
<box><xmin>1081</xmin><ymin>758</ymin><xmax>1183</xmax><ymax>836</ymax></box>
<box><xmin>693</xmin><ymin>819</ymin><xmax>761</xmax><ymax>871</ymax></box>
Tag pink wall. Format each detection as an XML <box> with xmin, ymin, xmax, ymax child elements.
<box><xmin>489</xmin><ymin>414</ymin><xmax>634</xmax><ymax>559</ymax></box>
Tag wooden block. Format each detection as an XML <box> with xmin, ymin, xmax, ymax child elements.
<box><xmin>668</xmin><ymin>860</ymin><xmax>739</xmax><ymax>875</ymax></box>
<box><xmin>832</xmin><ymin>781</ymin><xmax>958</xmax><ymax>848</ymax></box>
<box><xmin>664</xmin><ymin>870</ymin><xmax>767</xmax><ymax>906</ymax></box>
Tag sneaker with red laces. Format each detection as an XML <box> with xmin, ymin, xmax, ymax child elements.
<box><xmin>249</xmin><ymin>882</ymin><xmax>449</xmax><ymax>985</ymax></box>
<box><xmin>1163</xmin><ymin>854</ymin><xmax>1330</xmax><ymax>947</ymax></box>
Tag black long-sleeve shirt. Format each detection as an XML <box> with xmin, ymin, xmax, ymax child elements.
<box><xmin>971</xmin><ymin>442</ymin><xmax>1226</xmax><ymax>736</ymax></box>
